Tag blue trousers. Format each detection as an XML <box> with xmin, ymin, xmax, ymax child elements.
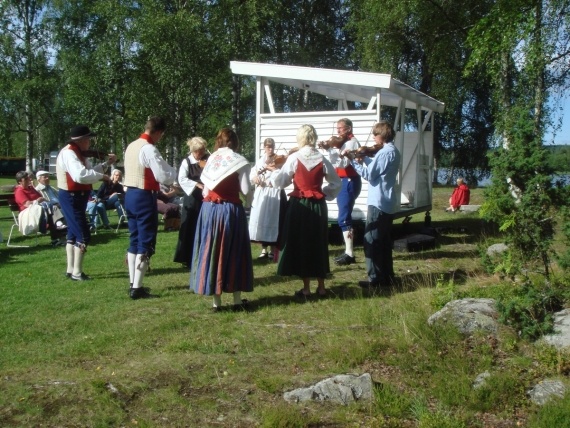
<box><xmin>364</xmin><ymin>205</ymin><xmax>394</xmax><ymax>285</ymax></box>
<box><xmin>337</xmin><ymin>176</ymin><xmax>361</xmax><ymax>231</ymax></box>
<box><xmin>58</xmin><ymin>189</ymin><xmax>91</xmax><ymax>245</ymax></box>
<box><xmin>125</xmin><ymin>188</ymin><xmax>158</xmax><ymax>256</ymax></box>
<box><xmin>104</xmin><ymin>193</ymin><xmax>124</xmax><ymax>217</ymax></box>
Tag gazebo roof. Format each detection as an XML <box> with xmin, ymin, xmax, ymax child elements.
<box><xmin>230</xmin><ymin>61</ymin><xmax>445</xmax><ymax>114</ymax></box>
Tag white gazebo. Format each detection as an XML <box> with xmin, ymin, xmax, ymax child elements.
<box><xmin>230</xmin><ymin>61</ymin><xmax>445</xmax><ymax>223</ymax></box>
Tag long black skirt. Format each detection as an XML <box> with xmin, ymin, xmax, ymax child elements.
<box><xmin>173</xmin><ymin>189</ymin><xmax>202</xmax><ymax>266</ymax></box>
<box><xmin>277</xmin><ymin>197</ymin><xmax>330</xmax><ymax>278</ymax></box>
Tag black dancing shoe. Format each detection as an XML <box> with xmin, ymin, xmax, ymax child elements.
<box><xmin>231</xmin><ymin>299</ymin><xmax>251</xmax><ymax>312</ymax></box>
<box><xmin>129</xmin><ymin>287</ymin><xmax>157</xmax><ymax>300</ymax></box>
<box><xmin>71</xmin><ymin>272</ymin><xmax>92</xmax><ymax>281</ymax></box>
<box><xmin>335</xmin><ymin>254</ymin><xmax>356</xmax><ymax>266</ymax></box>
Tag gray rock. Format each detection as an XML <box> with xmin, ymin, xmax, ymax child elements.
<box><xmin>283</xmin><ymin>373</ymin><xmax>373</xmax><ymax>405</ymax></box>
<box><xmin>472</xmin><ymin>371</ymin><xmax>491</xmax><ymax>389</ymax></box>
<box><xmin>427</xmin><ymin>298</ymin><xmax>498</xmax><ymax>335</ymax></box>
<box><xmin>540</xmin><ymin>309</ymin><xmax>570</xmax><ymax>350</ymax></box>
<box><xmin>486</xmin><ymin>243</ymin><xmax>508</xmax><ymax>257</ymax></box>
<box><xmin>527</xmin><ymin>379</ymin><xmax>566</xmax><ymax>405</ymax></box>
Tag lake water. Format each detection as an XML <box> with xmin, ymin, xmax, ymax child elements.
<box><xmin>436</xmin><ymin>169</ymin><xmax>569</xmax><ymax>188</ymax></box>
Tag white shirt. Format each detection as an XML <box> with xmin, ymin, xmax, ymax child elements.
<box><xmin>178</xmin><ymin>156</ymin><xmax>200</xmax><ymax>196</ymax></box>
<box><xmin>138</xmin><ymin>143</ymin><xmax>176</xmax><ymax>186</ymax></box>
<box><xmin>57</xmin><ymin>148</ymin><xmax>106</xmax><ymax>185</ymax></box>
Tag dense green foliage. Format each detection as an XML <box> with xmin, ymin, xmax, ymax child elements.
<box><xmin>496</xmin><ymin>279</ymin><xmax>565</xmax><ymax>340</ymax></box>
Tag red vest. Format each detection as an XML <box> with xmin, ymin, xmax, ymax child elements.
<box><xmin>289</xmin><ymin>162</ymin><xmax>325</xmax><ymax>200</ymax></box>
<box><xmin>63</xmin><ymin>144</ymin><xmax>92</xmax><ymax>192</ymax></box>
<box><xmin>204</xmin><ymin>173</ymin><xmax>242</xmax><ymax>204</ymax></box>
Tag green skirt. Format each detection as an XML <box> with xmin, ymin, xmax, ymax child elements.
<box><xmin>277</xmin><ymin>197</ymin><xmax>330</xmax><ymax>278</ymax></box>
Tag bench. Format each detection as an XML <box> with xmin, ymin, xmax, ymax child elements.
<box><xmin>0</xmin><ymin>192</ymin><xmax>13</xmax><ymax>207</ymax></box>
<box><xmin>0</xmin><ymin>193</ymin><xmax>14</xmax><ymax>219</ymax></box>
<box><xmin>459</xmin><ymin>204</ymin><xmax>481</xmax><ymax>213</ymax></box>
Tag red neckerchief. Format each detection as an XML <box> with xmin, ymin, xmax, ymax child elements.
<box><xmin>139</xmin><ymin>133</ymin><xmax>155</xmax><ymax>144</ymax></box>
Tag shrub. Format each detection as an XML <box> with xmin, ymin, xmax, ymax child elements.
<box><xmin>496</xmin><ymin>279</ymin><xmax>564</xmax><ymax>340</ymax></box>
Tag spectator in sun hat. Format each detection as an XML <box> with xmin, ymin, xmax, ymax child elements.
<box><xmin>14</xmin><ymin>170</ymin><xmax>66</xmax><ymax>246</ymax></box>
<box><xmin>56</xmin><ymin>125</ymin><xmax>117</xmax><ymax>281</ymax></box>
<box><xmin>35</xmin><ymin>170</ymin><xmax>60</xmax><ymax>206</ymax></box>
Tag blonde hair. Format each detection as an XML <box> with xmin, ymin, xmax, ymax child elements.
<box><xmin>186</xmin><ymin>136</ymin><xmax>207</xmax><ymax>153</ymax></box>
<box><xmin>296</xmin><ymin>124</ymin><xmax>318</xmax><ymax>148</ymax></box>
<box><xmin>457</xmin><ymin>177</ymin><xmax>464</xmax><ymax>185</ymax></box>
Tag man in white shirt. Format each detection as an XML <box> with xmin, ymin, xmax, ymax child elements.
<box><xmin>123</xmin><ymin>116</ymin><xmax>177</xmax><ymax>299</ymax></box>
<box><xmin>56</xmin><ymin>125</ymin><xmax>116</xmax><ymax>281</ymax></box>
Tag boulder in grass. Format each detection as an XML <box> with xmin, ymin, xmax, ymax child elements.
<box><xmin>540</xmin><ymin>309</ymin><xmax>570</xmax><ymax>350</ymax></box>
<box><xmin>527</xmin><ymin>379</ymin><xmax>566</xmax><ymax>405</ymax></box>
<box><xmin>427</xmin><ymin>298</ymin><xmax>498</xmax><ymax>335</ymax></box>
<box><xmin>284</xmin><ymin>373</ymin><xmax>373</xmax><ymax>405</ymax></box>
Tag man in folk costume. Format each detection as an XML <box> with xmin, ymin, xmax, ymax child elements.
<box><xmin>123</xmin><ymin>117</ymin><xmax>176</xmax><ymax>300</ymax></box>
<box><xmin>124</xmin><ymin>116</ymin><xmax>176</xmax><ymax>300</ymax></box>
<box><xmin>56</xmin><ymin>125</ymin><xmax>116</xmax><ymax>281</ymax></box>
<box><xmin>319</xmin><ymin>118</ymin><xmax>361</xmax><ymax>266</ymax></box>
<box><xmin>190</xmin><ymin>128</ymin><xmax>253</xmax><ymax>312</ymax></box>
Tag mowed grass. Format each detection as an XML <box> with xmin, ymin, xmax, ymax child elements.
<box><xmin>1</xmin><ymin>178</ymin><xmax>569</xmax><ymax>427</ymax></box>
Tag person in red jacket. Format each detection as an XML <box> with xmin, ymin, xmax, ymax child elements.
<box><xmin>446</xmin><ymin>177</ymin><xmax>470</xmax><ymax>212</ymax></box>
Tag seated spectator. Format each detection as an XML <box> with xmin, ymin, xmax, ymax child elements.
<box><xmin>446</xmin><ymin>177</ymin><xmax>470</xmax><ymax>212</ymax></box>
<box><xmin>157</xmin><ymin>183</ymin><xmax>181</xmax><ymax>230</ymax></box>
<box><xmin>95</xmin><ymin>168</ymin><xmax>125</xmax><ymax>221</ymax></box>
<box><xmin>14</xmin><ymin>170</ymin><xmax>66</xmax><ymax>246</ymax></box>
<box><xmin>34</xmin><ymin>170</ymin><xmax>66</xmax><ymax>227</ymax></box>
<box><xmin>86</xmin><ymin>190</ymin><xmax>111</xmax><ymax>230</ymax></box>
<box><xmin>35</xmin><ymin>170</ymin><xmax>60</xmax><ymax>206</ymax></box>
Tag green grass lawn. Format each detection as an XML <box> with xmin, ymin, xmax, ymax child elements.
<box><xmin>0</xmin><ymin>178</ymin><xmax>568</xmax><ymax>427</ymax></box>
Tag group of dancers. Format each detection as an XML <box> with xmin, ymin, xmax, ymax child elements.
<box><xmin>54</xmin><ymin>116</ymin><xmax>400</xmax><ymax>308</ymax></box>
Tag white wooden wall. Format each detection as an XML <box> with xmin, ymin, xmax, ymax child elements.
<box><xmin>256</xmin><ymin>111</ymin><xmax>434</xmax><ymax>222</ymax></box>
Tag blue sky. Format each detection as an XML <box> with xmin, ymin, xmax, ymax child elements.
<box><xmin>545</xmin><ymin>96</ymin><xmax>570</xmax><ymax>146</ymax></box>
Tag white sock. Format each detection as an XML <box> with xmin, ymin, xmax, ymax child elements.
<box><xmin>233</xmin><ymin>291</ymin><xmax>242</xmax><ymax>305</ymax></box>
<box><xmin>127</xmin><ymin>252</ymin><xmax>137</xmax><ymax>285</ymax></box>
<box><xmin>72</xmin><ymin>245</ymin><xmax>84</xmax><ymax>277</ymax></box>
<box><xmin>343</xmin><ymin>230</ymin><xmax>354</xmax><ymax>257</ymax></box>
<box><xmin>213</xmin><ymin>295</ymin><xmax>222</xmax><ymax>308</ymax></box>
<box><xmin>132</xmin><ymin>254</ymin><xmax>148</xmax><ymax>289</ymax></box>
<box><xmin>66</xmin><ymin>243</ymin><xmax>74</xmax><ymax>274</ymax></box>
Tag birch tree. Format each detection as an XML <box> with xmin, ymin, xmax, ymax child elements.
<box><xmin>0</xmin><ymin>0</ymin><xmax>58</xmax><ymax>171</ymax></box>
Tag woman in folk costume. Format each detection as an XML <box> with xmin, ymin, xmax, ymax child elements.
<box><xmin>190</xmin><ymin>128</ymin><xmax>253</xmax><ymax>311</ymax></box>
<box><xmin>248</xmin><ymin>137</ymin><xmax>287</xmax><ymax>260</ymax></box>
<box><xmin>271</xmin><ymin>124</ymin><xmax>341</xmax><ymax>297</ymax></box>
<box><xmin>173</xmin><ymin>136</ymin><xmax>209</xmax><ymax>267</ymax></box>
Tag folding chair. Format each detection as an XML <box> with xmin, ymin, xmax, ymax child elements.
<box><xmin>6</xmin><ymin>198</ymin><xmax>39</xmax><ymax>247</ymax></box>
<box><xmin>115</xmin><ymin>200</ymin><xmax>127</xmax><ymax>233</ymax></box>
